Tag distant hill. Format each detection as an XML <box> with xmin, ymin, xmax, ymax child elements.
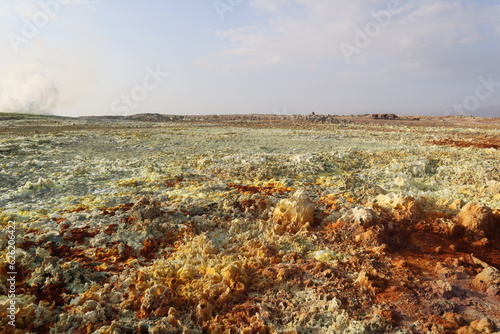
<box><xmin>473</xmin><ymin>106</ymin><xmax>500</xmax><ymax>118</ymax></box>
<box><xmin>0</xmin><ymin>112</ymin><xmax>72</xmax><ymax>121</ymax></box>
<box><xmin>444</xmin><ymin>106</ymin><xmax>500</xmax><ymax>117</ymax></box>
<box><xmin>79</xmin><ymin>113</ymin><xmax>183</xmax><ymax>122</ymax></box>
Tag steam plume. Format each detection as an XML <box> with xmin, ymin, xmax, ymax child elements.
<box><xmin>0</xmin><ymin>65</ymin><xmax>59</xmax><ymax>114</ymax></box>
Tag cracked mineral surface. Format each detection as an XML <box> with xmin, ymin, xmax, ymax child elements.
<box><xmin>0</xmin><ymin>113</ymin><xmax>499</xmax><ymax>333</ymax></box>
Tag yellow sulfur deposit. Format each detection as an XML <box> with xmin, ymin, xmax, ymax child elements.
<box><xmin>272</xmin><ymin>189</ymin><xmax>315</xmax><ymax>234</ymax></box>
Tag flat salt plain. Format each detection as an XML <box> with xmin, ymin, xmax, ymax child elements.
<box><xmin>0</xmin><ymin>113</ymin><xmax>499</xmax><ymax>333</ymax></box>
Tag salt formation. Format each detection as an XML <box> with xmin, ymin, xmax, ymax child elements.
<box><xmin>130</xmin><ymin>196</ymin><xmax>166</xmax><ymax>235</ymax></box>
<box><xmin>18</xmin><ymin>177</ymin><xmax>54</xmax><ymax>191</ymax></box>
<box><xmin>272</xmin><ymin>189</ymin><xmax>314</xmax><ymax>234</ymax></box>
<box><xmin>373</xmin><ymin>193</ymin><xmax>421</xmax><ymax>223</ymax></box>
<box><xmin>131</xmin><ymin>196</ymin><xmax>162</xmax><ymax>223</ymax></box>
<box><xmin>456</xmin><ymin>202</ymin><xmax>493</xmax><ymax>234</ymax></box>
<box><xmin>343</xmin><ymin>206</ymin><xmax>378</xmax><ymax>229</ymax></box>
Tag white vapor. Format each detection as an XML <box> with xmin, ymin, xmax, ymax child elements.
<box><xmin>0</xmin><ymin>0</ymin><xmax>99</xmax><ymax>116</ymax></box>
<box><xmin>0</xmin><ymin>64</ymin><xmax>59</xmax><ymax>114</ymax></box>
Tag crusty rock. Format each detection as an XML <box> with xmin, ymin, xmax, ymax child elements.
<box><xmin>472</xmin><ymin>266</ymin><xmax>500</xmax><ymax>292</ymax></box>
<box><xmin>140</xmin><ymin>285</ymin><xmax>171</xmax><ymax>314</ymax></box>
<box><xmin>130</xmin><ymin>196</ymin><xmax>167</xmax><ymax>235</ymax></box>
<box><xmin>272</xmin><ymin>189</ymin><xmax>314</xmax><ymax>234</ymax></box>
<box><xmin>354</xmin><ymin>226</ymin><xmax>387</xmax><ymax>247</ymax></box>
<box><xmin>449</xmin><ymin>199</ymin><xmax>465</xmax><ymax>211</ymax></box>
<box><xmin>342</xmin><ymin>206</ymin><xmax>378</xmax><ymax>229</ymax></box>
<box><xmin>131</xmin><ymin>196</ymin><xmax>162</xmax><ymax>222</ymax></box>
<box><xmin>470</xmin><ymin>318</ymin><xmax>497</xmax><ymax>333</ymax></box>
<box><xmin>442</xmin><ymin>312</ymin><xmax>466</xmax><ymax>327</ymax></box>
<box><xmin>434</xmin><ymin>280</ymin><xmax>454</xmax><ymax>299</ymax></box>
<box><xmin>393</xmin><ymin>196</ymin><xmax>422</xmax><ymax>223</ymax></box>
<box><xmin>374</xmin><ymin>193</ymin><xmax>421</xmax><ymax>223</ymax></box>
<box><xmin>456</xmin><ymin>202</ymin><xmax>493</xmax><ymax>233</ymax></box>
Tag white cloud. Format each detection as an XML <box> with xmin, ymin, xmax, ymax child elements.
<box><xmin>250</xmin><ymin>0</ymin><xmax>294</xmax><ymax>13</ymax></box>
<box><xmin>205</xmin><ymin>0</ymin><xmax>499</xmax><ymax>79</ymax></box>
<box><xmin>0</xmin><ymin>0</ymin><xmax>93</xmax><ymax>25</ymax></box>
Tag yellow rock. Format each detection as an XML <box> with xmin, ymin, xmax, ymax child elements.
<box><xmin>312</xmin><ymin>250</ymin><xmax>336</xmax><ymax>262</ymax></box>
<box><xmin>456</xmin><ymin>202</ymin><xmax>493</xmax><ymax>233</ymax></box>
<box><xmin>273</xmin><ymin>189</ymin><xmax>314</xmax><ymax>234</ymax></box>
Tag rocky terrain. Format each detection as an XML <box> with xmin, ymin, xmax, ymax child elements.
<box><xmin>0</xmin><ymin>113</ymin><xmax>499</xmax><ymax>333</ymax></box>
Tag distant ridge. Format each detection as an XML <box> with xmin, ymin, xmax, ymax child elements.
<box><xmin>472</xmin><ymin>106</ymin><xmax>500</xmax><ymax>118</ymax></box>
<box><xmin>79</xmin><ymin>113</ymin><xmax>183</xmax><ymax>122</ymax></box>
<box><xmin>2</xmin><ymin>110</ymin><xmax>499</xmax><ymax>120</ymax></box>
<box><xmin>0</xmin><ymin>112</ymin><xmax>72</xmax><ymax>121</ymax></box>
<box><xmin>444</xmin><ymin>105</ymin><xmax>500</xmax><ymax>118</ymax></box>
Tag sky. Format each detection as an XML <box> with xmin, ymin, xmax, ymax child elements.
<box><xmin>0</xmin><ymin>0</ymin><xmax>499</xmax><ymax>117</ymax></box>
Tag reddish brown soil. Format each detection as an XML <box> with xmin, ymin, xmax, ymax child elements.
<box><xmin>428</xmin><ymin>136</ymin><xmax>500</xmax><ymax>150</ymax></box>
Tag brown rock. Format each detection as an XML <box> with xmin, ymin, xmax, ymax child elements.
<box><xmin>449</xmin><ymin>199</ymin><xmax>465</xmax><ymax>211</ymax></box>
<box><xmin>348</xmin><ymin>207</ymin><xmax>378</xmax><ymax>229</ymax></box>
<box><xmin>434</xmin><ymin>279</ymin><xmax>453</xmax><ymax>298</ymax></box>
<box><xmin>131</xmin><ymin>196</ymin><xmax>162</xmax><ymax>221</ymax></box>
<box><xmin>457</xmin><ymin>326</ymin><xmax>482</xmax><ymax>334</ymax></box>
<box><xmin>456</xmin><ymin>202</ymin><xmax>493</xmax><ymax>233</ymax></box>
<box><xmin>470</xmin><ymin>318</ymin><xmax>497</xmax><ymax>333</ymax></box>
<box><xmin>393</xmin><ymin>196</ymin><xmax>421</xmax><ymax>223</ymax></box>
<box><xmin>442</xmin><ymin>312</ymin><xmax>466</xmax><ymax>327</ymax></box>
<box><xmin>472</xmin><ymin>266</ymin><xmax>500</xmax><ymax>292</ymax></box>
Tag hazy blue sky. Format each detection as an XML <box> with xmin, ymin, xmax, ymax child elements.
<box><xmin>0</xmin><ymin>0</ymin><xmax>499</xmax><ymax>117</ymax></box>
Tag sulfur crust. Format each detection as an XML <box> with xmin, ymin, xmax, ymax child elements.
<box><xmin>0</xmin><ymin>117</ymin><xmax>499</xmax><ymax>333</ymax></box>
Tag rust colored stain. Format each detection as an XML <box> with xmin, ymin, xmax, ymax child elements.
<box><xmin>120</xmin><ymin>216</ymin><xmax>136</xmax><ymax>225</ymax></box>
<box><xmin>51</xmin><ymin>217</ymin><xmax>66</xmax><ymax>223</ymax></box>
<box><xmin>428</xmin><ymin>137</ymin><xmax>500</xmax><ymax>150</ymax></box>
<box><xmin>228</xmin><ymin>183</ymin><xmax>294</xmax><ymax>195</ymax></box>
<box><xmin>99</xmin><ymin>208</ymin><xmax>115</xmax><ymax>216</ymax></box>
<box><xmin>103</xmin><ymin>224</ymin><xmax>118</xmax><ymax>235</ymax></box>
<box><xmin>23</xmin><ymin>283</ymin><xmax>68</xmax><ymax>307</ymax></box>
<box><xmin>66</xmin><ymin>205</ymin><xmax>89</xmax><ymax>213</ymax></box>
<box><xmin>64</xmin><ymin>228</ymin><xmax>100</xmax><ymax>243</ymax></box>
<box><xmin>139</xmin><ymin>236</ymin><xmax>179</xmax><ymax>259</ymax></box>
